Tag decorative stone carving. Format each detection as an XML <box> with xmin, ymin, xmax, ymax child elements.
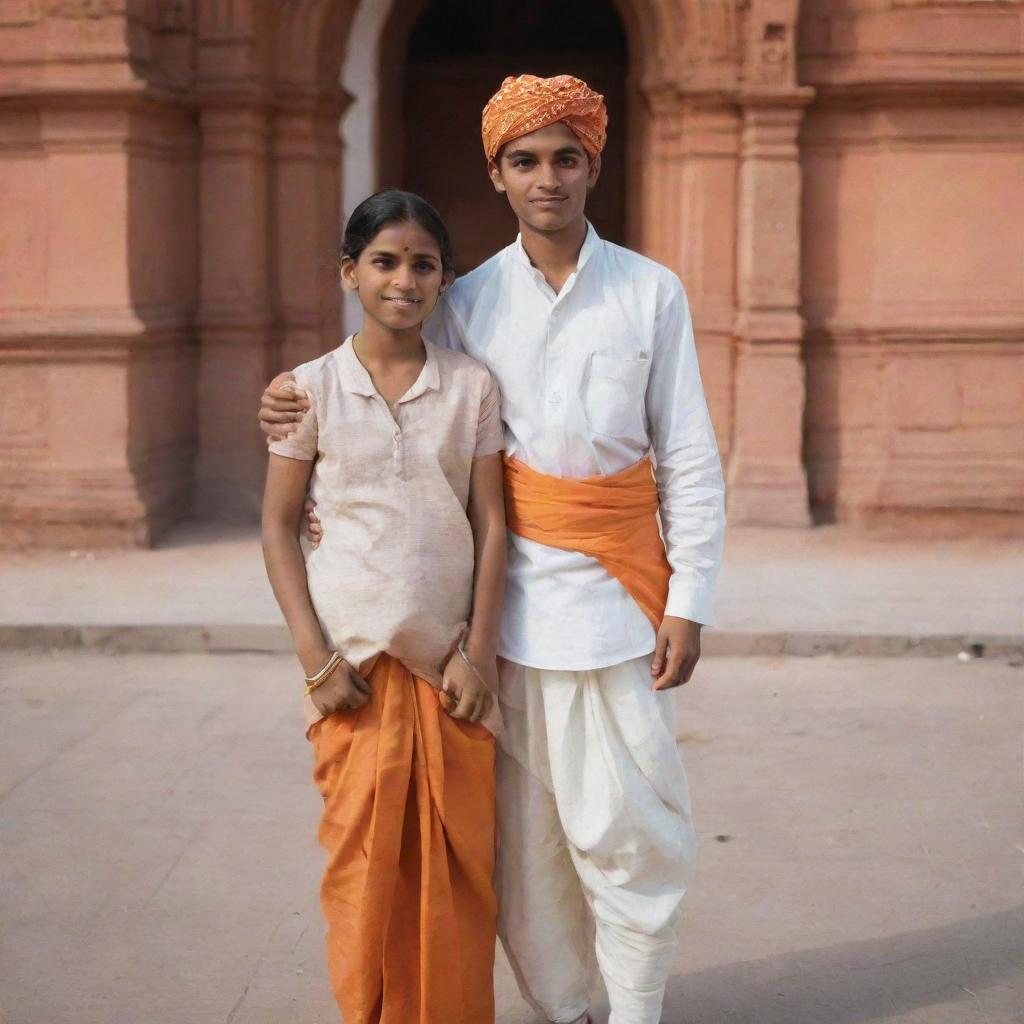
<box><xmin>48</xmin><ymin>0</ymin><xmax>123</xmax><ymax>17</ymax></box>
<box><xmin>727</xmin><ymin>0</ymin><xmax>815</xmax><ymax>524</ymax></box>
<box><xmin>153</xmin><ymin>0</ymin><xmax>188</xmax><ymax>32</ymax></box>
<box><xmin>0</xmin><ymin>1</ymin><xmax>41</xmax><ymax>25</ymax></box>
<box><xmin>684</xmin><ymin>0</ymin><xmax>742</xmax><ymax>77</ymax></box>
<box><xmin>742</xmin><ymin>0</ymin><xmax>799</xmax><ymax>88</ymax></box>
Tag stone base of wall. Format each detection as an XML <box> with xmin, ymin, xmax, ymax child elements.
<box><xmin>0</xmin><ymin>335</ymin><xmax>196</xmax><ymax>551</ymax></box>
<box><xmin>805</xmin><ymin>333</ymin><xmax>1024</xmax><ymax>537</ymax></box>
<box><xmin>812</xmin><ymin>505</ymin><xmax>1024</xmax><ymax>539</ymax></box>
<box><xmin>0</xmin><ymin>491</ymin><xmax>189</xmax><ymax>551</ymax></box>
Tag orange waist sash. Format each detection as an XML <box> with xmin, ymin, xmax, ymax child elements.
<box><xmin>503</xmin><ymin>455</ymin><xmax>670</xmax><ymax>631</ymax></box>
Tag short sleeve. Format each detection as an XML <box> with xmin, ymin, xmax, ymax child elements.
<box><xmin>268</xmin><ymin>378</ymin><xmax>319</xmax><ymax>461</ymax></box>
<box><xmin>475</xmin><ymin>371</ymin><xmax>505</xmax><ymax>458</ymax></box>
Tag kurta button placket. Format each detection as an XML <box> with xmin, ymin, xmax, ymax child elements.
<box><xmin>547</xmin><ymin>306</ymin><xmax>564</xmax><ymax>407</ymax></box>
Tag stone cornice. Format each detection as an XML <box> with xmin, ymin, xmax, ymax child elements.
<box><xmin>735</xmin><ymin>309</ymin><xmax>807</xmax><ymax>342</ymax></box>
<box><xmin>0</xmin><ymin>333</ymin><xmax>195</xmax><ymax>364</ymax></box>
<box><xmin>0</xmin><ymin>80</ymin><xmax>194</xmax><ymax>110</ymax></box>
<box><xmin>0</xmin><ymin>302</ymin><xmax>194</xmax><ymax>339</ymax></box>
<box><xmin>799</xmin><ymin>1</ymin><xmax>1024</xmax><ymax>83</ymax></box>
<box><xmin>0</xmin><ymin>94</ymin><xmax>197</xmax><ymax>157</ymax></box>
<box><xmin>639</xmin><ymin>78</ymin><xmax>741</xmax><ymax>112</ymax></box>
<box><xmin>804</xmin><ymin>320</ymin><xmax>1024</xmax><ymax>349</ymax></box>
<box><xmin>738</xmin><ymin>85</ymin><xmax>816</xmax><ymax>108</ymax></box>
<box><xmin>804</xmin><ymin>79</ymin><xmax>1024</xmax><ymax>107</ymax></box>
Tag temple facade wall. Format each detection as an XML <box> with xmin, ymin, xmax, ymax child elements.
<box><xmin>0</xmin><ymin>0</ymin><xmax>1020</xmax><ymax>546</ymax></box>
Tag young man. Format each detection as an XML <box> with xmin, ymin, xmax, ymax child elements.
<box><xmin>261</xmin><ymin>75</ymin><xmax>725</xmax><ymax>1024</ymax></box>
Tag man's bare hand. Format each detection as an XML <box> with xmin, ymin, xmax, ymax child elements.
<box><xmin>259</xmin><ymin>372</ymin><xmax>308</xmax><ymax>442</ymax></box>
<box><xmin>259</xmin><ymin>373</ymin><xmax>322</xmax><ymax>545</ymax></box>
<box><xmin>651</xmin><ymin>615</ymin><xmax>702</xmax><ymax>690</ymax></box>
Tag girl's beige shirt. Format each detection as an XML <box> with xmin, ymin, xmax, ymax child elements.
<box><xmin>269</xmin><ymin>337</ymin><xmax>505</xmax><ymax>736</ymax></box>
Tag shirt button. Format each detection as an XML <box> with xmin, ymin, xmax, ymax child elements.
<box><xmin>548</xmin><ymin>392</ymin><xmax>562</xmax><ymax>404</ymax></box>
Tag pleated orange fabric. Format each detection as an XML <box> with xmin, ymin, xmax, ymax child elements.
<box><xmin>310</xmin><ymin>654</ymin><xmax>497</xmax><ymax>1024</ymax></box>
<box><xmin>503</xmin><ymin>455</ymin><xmax>671</xmax><ymax>631</ymax></box>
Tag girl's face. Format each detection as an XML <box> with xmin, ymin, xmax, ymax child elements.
<box><xmin>341</xmin><ymin>221</ymin><xmax>450</xmax><ymax>333</ymax></box>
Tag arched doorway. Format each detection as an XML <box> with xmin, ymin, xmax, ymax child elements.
<box><xmin>381</xmin><ymin>0</ymin><xmax>628</xmax><ymax>275</ymax></box>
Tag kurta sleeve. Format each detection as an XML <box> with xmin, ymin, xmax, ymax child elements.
<box><xmin>475</xmin><ymin>370</ymin><xmax>505</xmax><ymax>458</ymax></box>
<box><xmin>268</xmin><ymin>374</ymin><xmax>319</xmax><ymax>462</ymax></box>
<box><xmin>646</xmin><ymin>276</ymin><xmax>726</xmax><ymax>626</ymax></box>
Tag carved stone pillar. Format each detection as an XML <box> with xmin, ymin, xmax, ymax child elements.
<box><xmin>0</xmin><ymin>3</ymin><xmax>198</xmax><ymax>548</ymax></box>
<box><xmin>194</xmin><ymin>99</ymin><xmax>272</xmax><ymax>520</ymax></box>
<box><xmin>272</xmin><ymin>90</ymin><xmax>347</xmax><ymax>374</ymax></box>
<box><xmin>640</xmin><ymin>82</ymin><xmax>742</xmax><ymax>463</ymax></box>
<box><xmin>727</xmin><ymin>1</ymin><xmax>814</xmax><ymax>525</ymax></box>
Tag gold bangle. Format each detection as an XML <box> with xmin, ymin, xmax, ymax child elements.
<box><xmin>304</xmin><ymin>651</ymin><xmax>342</xmax><ymax>697</ymax></box>
<box><xmin>304</xmin><ymin>660</ymin><xmax>341</xmax><ymax>697</ymax></box>
<box><xmin>305</xmin><ymin>651</ymin><xmax>342</xmax><ymax>686</ymax></box>
<box><xmin>456</xmin><ymin>645</ymin><xmax>492</xmax><ymax>690</ymax></box>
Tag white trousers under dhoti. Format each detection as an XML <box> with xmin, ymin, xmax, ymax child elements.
<box><xmin>495</xmin><ymin>656</ymin><xmax>697</xmax><ymax>1024</ymax></box>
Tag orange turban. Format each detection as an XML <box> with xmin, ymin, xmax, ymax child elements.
<box><xmin>481</xmin><ymin>74</ymin><xmax>607</xmax><ymax>162</ymax></box>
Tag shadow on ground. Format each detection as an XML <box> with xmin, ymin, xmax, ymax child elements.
<box><xmin>662</xmin><ymin>906</ymin><xmax>1023</xmax><ymax>1023</ymax></box>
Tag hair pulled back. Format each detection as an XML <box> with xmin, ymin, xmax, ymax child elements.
<box><xmin>341</xmin><ymin>190</ymin><xmax>454</xmax><ymax>276</ymax></box>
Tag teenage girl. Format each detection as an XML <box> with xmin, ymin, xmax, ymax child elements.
<box><xmin>261</xmin><ymin>190</ymin><xmax>506</xmax><ymax>1024</ymax></box>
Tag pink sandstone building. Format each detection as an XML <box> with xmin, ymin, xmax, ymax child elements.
<box><xmin>0</xmin><ymin>0</ymin><xmax>1021</xmax><ymax>548</ymax></box>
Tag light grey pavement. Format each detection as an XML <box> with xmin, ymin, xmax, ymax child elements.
<box><xmin>1</xmin><ymin>652</ymin><xmax>1021</xmax><ymax>1024</ymax></box>
<box><xmin>1</xmin><ymin>521</ymin><xmax>1022</xmax><ymax>654</ymax></box>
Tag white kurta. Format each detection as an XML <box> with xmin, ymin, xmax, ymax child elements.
<box><xmin>428</xmin><ymin>223</ymin><xmax>726</xmax><ymax>670</ymax></box>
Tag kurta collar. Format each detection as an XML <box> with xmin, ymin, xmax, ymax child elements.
<box><xmin>337</xmin><ymin>336</ymin><xmax>440</xmax><ymax>402</ymax></box>
<box><xmin>512</xmin><ymin>220</ymin><xmax>601</xmax><ymax>277</ymax></box>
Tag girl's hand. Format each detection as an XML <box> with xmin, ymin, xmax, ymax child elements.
<box><xmin>311</xmin><ymin>661</ymin><xmax>371</xmax><ymax>717</ymax></box>
<box><xmin>440</xmin><ymin>650</ymin><xmax>495</xmax><ymax>724</ymax></box>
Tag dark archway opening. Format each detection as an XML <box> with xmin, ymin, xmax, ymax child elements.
<box><xmin>392</xmin><ymin>0</ymin><xmax>628</xmax><ymax>275</ymax></box>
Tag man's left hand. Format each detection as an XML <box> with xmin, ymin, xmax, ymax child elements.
<box><xmin>651</xmin><ymin>615</ymin><xmax>702</xmax><ymax>690</ymax></box>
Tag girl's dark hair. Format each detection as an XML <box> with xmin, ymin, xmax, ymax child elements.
<box><xmin>340</xmin><ymin>190</ymin><xmax>454</xmax><ymax>275</ymax></box>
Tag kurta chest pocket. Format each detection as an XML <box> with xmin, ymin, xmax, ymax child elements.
<box><xmin>584</xmin><ymin>354</ymin><xmax>650</xmax><ymax>440</ymax></box>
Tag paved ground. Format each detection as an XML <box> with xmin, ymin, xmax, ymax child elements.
<box><xmin>1</xmin><ymin>522</ymin><xmax>1021</xmax><ymax>642</ymax></box>
<box><xmin>2</xmin><ymin>652</ymin><xmax>1021</xmax><ymax>1024</ymax></box>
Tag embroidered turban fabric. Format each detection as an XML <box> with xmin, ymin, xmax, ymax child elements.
<box><xmin>481</xmin><ymin>74</ymin><xmax>607</xmax><ymax>161</ymax></box>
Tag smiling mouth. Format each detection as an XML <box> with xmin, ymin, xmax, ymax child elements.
<box><xmin>384</xmin><ymin>296</ymin><xmax>421</xmax><ymax>306</ymax></box>
<box><xmin>531</xmin><ymin>197</ymin><xmax>566</xmax><ymax>205</ymax></box>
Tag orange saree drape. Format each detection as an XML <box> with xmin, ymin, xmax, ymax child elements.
<box><xmin>310</xmin><ymin>654</ymin><xmax>496</xmax><ymax>1024</ymax></box>
<box><xmin>502</xmin><ymin>455</ymin><xmax>671</xmax><ymax>631</ymax></box>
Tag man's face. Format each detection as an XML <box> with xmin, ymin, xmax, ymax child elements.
<box><xmin>488</xmin><ymin>122</ymin><xmax>601</xmax><ymax>234</ymax></box>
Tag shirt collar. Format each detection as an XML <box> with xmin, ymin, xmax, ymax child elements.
<box><xmin>401</xmin><ymin>341</ymin><xmax>441</xmax><ymax>403</ymax></box>
<box><xmin>337</xmin><ymin>336</ymin><xmax>440</xmax><ymax>402</ymax></box>
<box><xmin>512</xmin><ymin>219</ymin><xmax>601</xmax><ymax>276</ymax></box>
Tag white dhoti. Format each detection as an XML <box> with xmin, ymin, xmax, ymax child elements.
<box><xmin>496</xmin><ymin>655</ymin><xmax>697</xmax><ymax>1024</ymax></box>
